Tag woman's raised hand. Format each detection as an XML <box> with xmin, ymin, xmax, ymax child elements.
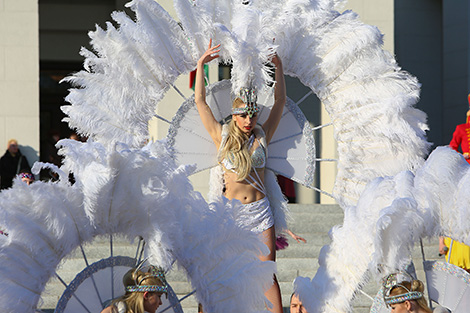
<box><xmin>270</xmin><ymin>53</ymin><xmax>282</xmax><ymax>68</ymax></box>
<box><xmin>198</xmin><ymin>39</ymin><xmax>221</xmax><ymax>65</ymax></box>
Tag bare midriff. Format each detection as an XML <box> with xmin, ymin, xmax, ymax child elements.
<box><xmin>223</xmin><ymin>168</ymin><xmax>265</xmax><ymax>204</ymax></box>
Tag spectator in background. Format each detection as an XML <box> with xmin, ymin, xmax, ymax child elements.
<box><xmin>18</xmin><ymin>171</ymin><xmax>35</xmax><ymax>185</ymax></box>
<box><xmin>449</xmin><ymin>93</ymin><xmax>470</xmax><ymax>164</ymax></box>
<box><xmin>0</xmin><ymin>139</ymin><xmax>31</xmax><ymax>190</ymax></box>
<box><xmin>69</xmin><ymin>132</ymin><xmax>79</xmax><ymax>141</ymax></box>
<box><xmin>439</xmin><ymin>236</ymin><xmax>470</xmax><ymax>273</ymax></box>
<box><xmin>43</xmin><ymin>129</ymin><xmax>62</xmax><ymax>167</ymax></box>
<box><xmin>41</xmin><ymin>129</ymin><xmax>62</xmax><ymax>181</ymax></box>
<box><xmin>290</xmin><ymin>293</ymin><xmax>308</xmax><ymax>313</ymax></box>
<box><xmin>442</xmin><ymin>93</ymin><xmax>470</xmax><ymax>272</ymax></box>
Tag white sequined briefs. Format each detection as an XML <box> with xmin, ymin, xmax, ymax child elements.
<box><xmin>236</xmin><ymin>197</ymin><xmax>274</xmax><ymax>234</ymax></box>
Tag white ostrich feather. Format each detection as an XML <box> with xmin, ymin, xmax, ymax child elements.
<box><xmin>414</xmin><ymin>147</ymin><xmax>470</xmax><ymax>245</ymax></box>
<box><xmin>173</xmin><ymin>0</ymin><xmax>209</xmax><ymax>59</ymax></box>
<box><xmin>0</xmin><ymin>138</ymin><xmax>276</xmax><ymax>313</ymax></box>
<box><xmin>173</xmin><ymin>0</ymin><xmax>233</xmax><ymax>60</ymax></box>
<box><xmin>173</xmin><ymin>198</ymin><xmax>275</xmax><ymax>313</ymax></box>
<box><xmin>62</xmin><ymin>0</ymin><xmax>195</xmax><ymax>149</ymax></box>
<box><xmin>0</xmin><ymin>181</ymin><xmax>91</xmax><ymax>313</ymax></box>
<box><xmin>258</xmin><ymin>1</ymin><xmax>430</xmax><ymax>209</ymax></box>
<box><xmin>229</xmin><ymin>3</ymin><xmax>274</xmax><ymax>94</ymax></box>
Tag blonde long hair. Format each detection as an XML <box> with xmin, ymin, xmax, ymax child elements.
<box><xmin>389</xmin><ymin>280</ymin><xmax>432</xmax><ymax>313</ymax></box>
<box><xmin>111</xmin><ymin>268</ymin><xmax>164</xmax><ymax>313</ymax></box>
<box><xmin>219</xmin><ymin>98</ymin><xmax>253</xmax><ymax>181</ymax></box>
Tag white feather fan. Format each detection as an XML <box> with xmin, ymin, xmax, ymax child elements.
<box><xmin>0</xmin><ymin>139</ymin><xmax>276</xmax><ymax>313</ymax></box>
<box><xmin>256</xmin><ymin>0</ymin><xmax>430</xmax><ymax>209</ymax></box>
<box><xmin>294</xmin><ymin>147</ymin><xmax>470</xmax><ymax>313</ymax></box>
<box><xmin>62</xmin><ymin>0</ymin><xmax>195</xmax><ymax>150</ymax></box>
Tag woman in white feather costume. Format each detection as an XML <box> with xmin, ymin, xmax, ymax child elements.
<box><xmin>382</xmin><ymin>274</ymin><xmax>432</xmax><ymax>313</ymax></box>
<box><xmin>195</xmin><ymin>40</ymin><xmax>289</xmax><ymax>313</ymax></box>
<box><xmin>101</xmin><ymin>266</ymin><xmax>167</xmax><ymax>313</ymax></box>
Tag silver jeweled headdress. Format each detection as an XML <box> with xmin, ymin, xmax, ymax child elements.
<box><xmin>232</xmin><ymin>87</ymin><xmax>259</xmax><ymax>118</ymax></box>
<box><xmin>382</xmin><ymin>272</ymin><xmax>423</xmax><ymax>306</ymax></box>
<box><xmin>126</xmin><ymin>265</ymin><xmax>168</xmax><ymax>293</ymax></box>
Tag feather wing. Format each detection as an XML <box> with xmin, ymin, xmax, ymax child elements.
<box><xmin>253</xmin><ymin>0</ymin><xmax>430</xmax><ymax>208</ymax></box>
<box><xmin>62</xmin><ymin>0</ymin><xmax>195</xmax><ymax>149</ymax></box>
<box><xmin>294</xmin><ymin>148</ymin><xmax>470</xmax><ymax>313</ymax></box>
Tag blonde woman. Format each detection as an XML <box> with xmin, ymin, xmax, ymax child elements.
<box><xmin>383</xmin><ymin>277</ymin><xmax>432</xmax><ymax>313</ymax></box>
<box><xmin>195</xmin><ymin>39</ymin><xmax>297</xmax><ymax>313</ymax></box>
<box><xmin>101</xmin><ymin>266</ymin><xmax>167</xmax><ymax>313</ymax></box>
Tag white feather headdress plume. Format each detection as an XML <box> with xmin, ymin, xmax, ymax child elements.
<box><xmin>173</xmin><ymin>0</ymin><xmax>233</xmax><ymax>60</ymax></box>
<box><xmin>221</xmin><ymin>2</ymin><xmax>275</xmax><ymax>96</ymax></box>
<box><xmin>178</xmin><ymin>0</ymin><xmax>276</xmax><ymax>95</ymax></box>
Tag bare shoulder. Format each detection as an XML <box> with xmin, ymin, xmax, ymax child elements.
<box><xmin>100</xmin><ymin>305</ymin><xmax>115</xmax><ymax>313</ymax></box>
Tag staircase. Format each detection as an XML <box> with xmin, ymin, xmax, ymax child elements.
<box><xmin>39</xmin><ymin>204</ymin><xmax>440</xmax><ymax>313</ymax></box>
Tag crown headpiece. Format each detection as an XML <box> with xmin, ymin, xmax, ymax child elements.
<box><xmin>126</xmin><ymin>264</ymin><xmax>168</xmax><ymax>293</ymax></box>
<box><xmin>19</xmin><ymin>173</ymin><xmax>34</xmax><ymax>181</ymax></box>
<box><xmin>232</xmin><ymin>87</ymin><xmax>259</xmax><ymax>118</ymax></box>
<box><xmin>382</xmin><ymin>272</ymin><xmax>423</xmax><ymax>306</ymax></box>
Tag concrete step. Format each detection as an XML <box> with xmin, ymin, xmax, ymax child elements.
<box><xmin>277</xmin><ymin>243</ymin><xmax>323</xmax><ymax>259</ymax></box>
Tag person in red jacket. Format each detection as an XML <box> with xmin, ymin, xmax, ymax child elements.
<box><xmin>449</xmin><ymin>94</ymin><xmax>470</xmax><ymax>164</ymax></box>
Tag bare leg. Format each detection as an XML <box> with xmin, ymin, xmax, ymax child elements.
<box><xmin>260</xmin><ymin>226</ymin><xmax>283</xmax><ymax>313</ymax></box>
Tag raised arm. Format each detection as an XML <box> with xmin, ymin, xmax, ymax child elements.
<box><xmin>262</xmin><ymin>54</ymin><xmax>286</xmax><ymax>144</ymax></box>
<box><xmin>195</xmin><ymin>39</ymin><xmax>223</xmax><ymax>148</ymax></box>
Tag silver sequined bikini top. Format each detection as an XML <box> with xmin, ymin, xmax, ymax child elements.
<box><xmin>222</xmin><ymin>134</ymin><xmax>266</xmax><ymax>170</ymax></box>
<box><xmin>250</xmin><ymin>142</ymin><xmax>266</xmax><ymax>169</ymax></box>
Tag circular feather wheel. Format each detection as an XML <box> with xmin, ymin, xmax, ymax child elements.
<box><xmin>54</xmin><ymin>254</ymin><xmax>183</xmax><ymax>313</ymax></box>
<box><xmin>167</xmin><ymin>79</ymin><xmax>316</xmax><ymax>188</ymax></box>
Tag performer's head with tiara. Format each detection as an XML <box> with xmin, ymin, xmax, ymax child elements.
<box><xmin>231</xmin><ymin>86</ymin><xmax>260</xmax><ymax>134</ymax></box>
<box><xmin>101</xmin><ymin>265</ymin><xmax>167</xmax><ymax>313</ymax></box>
<box><xmin>382</xmin><ymin>272</ymin><xmax>432</xmax><ymax>313</ymax></box>
<box><xmin>218</xmin><ymin>86</ymin><xmax>260</xmax><ymax>181</ymax></box>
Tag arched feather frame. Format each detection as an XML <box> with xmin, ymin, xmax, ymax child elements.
<box><xmin>0</xmin><ymin>139</ymin><xmax>275</xmax><ymax>313</ymax></box>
